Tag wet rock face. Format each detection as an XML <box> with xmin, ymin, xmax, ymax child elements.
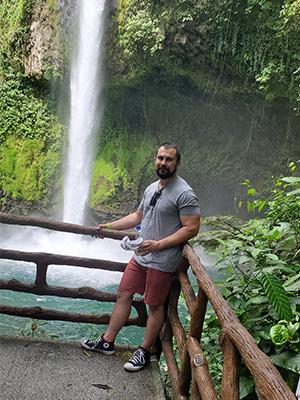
<box><xmin>24</xmin><ymin>0</ymin><xmax>59</xmax><ymax>77</ymax></box>
<box><xmin>0</xmin><ymin>189</ymin><xmax>47</xmax><ymax>218</ymax></box>
<box><xmin>24</xmin><ymin>0</ymin><xmax>79</xmax><ymax>77</ymax></box>
<box><xmin>23</xmin><ymin>0</ymin><xmax>117</xmax><ymax>77</ymax></box>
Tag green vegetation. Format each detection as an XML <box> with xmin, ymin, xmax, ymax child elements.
<box><xmin>0</xmin><ymin>71</ymin><xmax>65</xmax><ymax>204</ymax></box>
<box><xmin>0</xmin><ymin>0</ymin><xmax>35</xmax><ymax>76</ymax></box>
<box><xmin>20</xmin><ymin>318</ymin><xmax>59</xmax><ymax>339</ymax></box>
<box><xmin>0</xmin><ymin>1</ymin><xmax>66</xmax><ymax>208</ymax></box>
<box><xmin>115</xmin><ymin>0</ymin><xmax>300</xmax><ymax>107</ymax></box>
<box><xmin>191</xmin><ymin>161</ymin><xmax>300</xmax><ymax>398</ymax></box>
<box><xmin>90</xmin><ymin>118</ymin><xmax>156</xmax><ymax>210</ymax></box>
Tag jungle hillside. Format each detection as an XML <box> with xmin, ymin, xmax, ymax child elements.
<box><xmin>0</xmin><ymin>0</ymin><xmax>299</xmax><ymax>219</ymax></box>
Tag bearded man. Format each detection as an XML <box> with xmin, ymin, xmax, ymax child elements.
<box><xmin>81</xmin><ymin>142</ymin><xmax>200</xmax><ymax>371</ymax></box>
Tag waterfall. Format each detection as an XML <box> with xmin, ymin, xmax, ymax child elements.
<box><xmin>63</xmin><ymin>0</ymin><xmax>106</xmax><ymax>224</ymax></box>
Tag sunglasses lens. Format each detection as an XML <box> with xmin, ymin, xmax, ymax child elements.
<box><xmin>150</xmin><ymin>191</ymin><xmax>161</xmax><ymax>207</ymax></box>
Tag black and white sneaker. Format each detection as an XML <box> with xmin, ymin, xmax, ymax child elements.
<box><xmin>81</xmin><ymin>334</ymin><xmax>115</xmax><ymax>355</ymax></box>
<box><xmin>124</xmin><ymin>347</ymin><xmax>150</xmax><ymax>371</ymax></box>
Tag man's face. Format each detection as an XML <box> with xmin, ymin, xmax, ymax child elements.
<box><xmin>155</xmin><ymin>146</ymin><xmax>181</xmax><ymax>179</ymax></box>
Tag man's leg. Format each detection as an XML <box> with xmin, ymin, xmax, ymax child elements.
<box><xmin>123</xmin><ymin>303</ymin><xmax>165</xmax><ymax>371</ymax></box>
<box><xmin>140</xmin><ymin>304</ymin><xmax>165</xmax><ymax>351</ymax></box>
<box><xmin>104</xmin><ymin>290</ymin><xmax>133</xmax><ymax>342</ymax></box>
<box><xmin>81</xmin><ymin>289</ymin><xmax>133</xmax><ymax>353</ymax></box>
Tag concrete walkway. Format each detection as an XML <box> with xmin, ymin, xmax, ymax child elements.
<box><xmin>0</xmin><ymin>335</ymin><xmax>166</xmax><ymax>400</ymax></box>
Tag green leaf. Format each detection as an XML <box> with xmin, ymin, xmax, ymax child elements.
<box><xmin>270</xmin><ymin>351</ymin><xmax>300</xmax><ymax>373</ymax></box>
<box><xmin>227</xmin><ymin>296</ymin><xmax>241</xmax><ymax>310</ymax></box>
<box><xmin>281</xmin><ymin>177</ymin><xmax>300</xmax><ymax>185</ymax></box>
<box><xmin>270</xmin><ymin>324</ymin><xmax>289</xmax><ymax>345</ymax></box>
<box><xmin>83</xmin><ymin>350</ymin><xmax>92</xmax><ymax>357</ymax></box>
<box><xmin>258</xmin><ymin>200</ymin><xmax>266</xmax><ymax>212</ymax></box>
<box><xmin>251</xmin><ymin>248</ymin><xmax>261</xmax><ymax>258</ymax></box>
<box><xmin>239</xmin><ymin>376</ymin><xmax>255</xmax><ymax>399</ymax></box>
<box><xmin>247</xmin><ymin>201</ymin><xmax>251</xmax><ymax>212</ymax></box>
<box><xmin>239</xmin><ymin>255</ymin><xmax>251</xmax><ymax>264</ymax></box>
<box><xmin>283</xmin><ymin>274</ymin><xmax>300</xmax><ymax>291</ymax></box>
<box><xmin>215</xmin><ymin>238</ymin><xmax>226</xmax><ymax>245</ymax></box>
<box><xmin>261</xmin><ymin>272</ymin><xmax>293</xmax><ymax>321</ymax></box>
<box><xmin>286</xmin><ymin>189</ymin><xmax>300</xmax><ymax>196</ymax></box>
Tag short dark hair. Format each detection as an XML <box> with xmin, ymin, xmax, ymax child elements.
<box><xmin>156</xmin><ymin>142</ymin><xmax>181</xmax><ymax>162</ymax></box>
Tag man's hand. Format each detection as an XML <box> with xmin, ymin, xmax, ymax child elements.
<box><xmin>136</xmin><ymin>214</ymin><xmax>200</xmax><ymax>255</ymax></box>
<box><xmin>97</xmin><ymin>223</ymin><xmax>109</xmax><ymax>231</ymax></box>
<box><xmin>92</xmin><ymin>223</ymin><xmax>109</xmax><ymax>239</ymax></box>
<box><xmin>138</xmin><ymin>240</ymin><xmax>161</xmax><ymax>256</ymax></box>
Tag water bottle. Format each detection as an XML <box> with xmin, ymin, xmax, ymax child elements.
<box><xmin>120</xmin><ymin>225</ymin><xmax>143</xmax><ymax>254</ymax></box>
<box><xmin>136</xmin><ymin>225</ymin><xmax>141</xmax><ymax>239</ymax></box>
<box><xmin>134</xmin><ymin>225</ymin><xmax>144</xmax><ymax>255</ymax></box>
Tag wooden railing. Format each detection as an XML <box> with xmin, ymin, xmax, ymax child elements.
<box><xmin>0</xmin><ymin>213</ymin><xmax>146</xmax><ymax>326</ymax></box>
<box><xmin>163</xmin><ymin>246</ymin><xmax>297</xmax><ymax>400</ymax></box>
<box><xmin>0</xmin><ymin>212</ymin><xmax>296</xmax><ymax>400</ymax></box>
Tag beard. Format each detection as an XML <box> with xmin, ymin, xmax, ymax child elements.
<box><xmin>156</xmin><ymin>166</ymin><xmax>177</xmax><ymax>179</ymax></box>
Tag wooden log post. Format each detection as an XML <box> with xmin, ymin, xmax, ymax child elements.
<box><xmin>177</xmin><ymin>270</ymin><xmax>209</xmax><ymax>399</ymax></box>
<box><xmin>160</xmin><ymin>319</ymin><xmax>185</xmax><ymax>400</ymax></box>
<box><xmin>35</xmin><ymin>262</ymin><xmax>48</xmax><ymax>287</ymax></box>
<box><xmin>177</xmin><ymin>270</ymin><xmax>196</xmax><ymax>314</ymax></box>
<box><xmin>168</xmin><ymin>278</ymin><xmax>187</xmax><ymax>357</ymax></box>
<box><xmin>189</xmin><ymin>287</ymin><xmax>208</xmax><ymax>340</ymax></box>
<box><xmin>179</xmin><ymin>347</ymin><xmax>192</xmax><ymax>399</ymax></box>
<box><xmin>190</xmin><ymin>380</ymin><xmax>201</xmax><ymax>400</ymax></box>
<box><xmin>219</xmin><ymin>332</ymin><xmax>240</xmax><ymax>400</ymax></box>
<box><xmin>187</xmin><ymin>336</ymin><xmax>218</xmax><ymax>400</ymax></box>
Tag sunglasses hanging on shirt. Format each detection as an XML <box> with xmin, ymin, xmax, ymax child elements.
<box><xmin>150</xmin><ymin>190</ymin><xmax>162</xmax><ymax>207</ymax></box>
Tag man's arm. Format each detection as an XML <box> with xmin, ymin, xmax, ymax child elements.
<box><xmin>138</xmin><ymin>214</ymin><xmax>200</xmax><ymax>255</ymax></box>
<box><xmin>97</xmin><ymin>209</ymin><xmax>143</xmax><ymax>231</ymax></box>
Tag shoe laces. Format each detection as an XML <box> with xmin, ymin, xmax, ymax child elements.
<box><xmin>89</xmin><ymin>335</ymin><xmax>103</xmax><ymax>347</ymax></box>
<box><xmin>131</xmin><ymin>348</ymin><xmax>146</xmax><ymax>364</ymax></box>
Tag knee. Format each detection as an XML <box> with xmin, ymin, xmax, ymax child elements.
<box><xmin>116</xmin><ymin>290</ymin><xmax>133</xmax><ymax>303</ymax></box>
<box><xmin>149</xmin><ymin>304</ymin><xmax>164</xmax><ymax>314</ymax></box>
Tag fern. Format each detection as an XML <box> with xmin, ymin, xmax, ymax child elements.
<box><xmin>261</xmin><ymin>272</ymin><xmax>293</xmax><ymax>322</ymax></box>
<box><xmin>270</xmin><ymin>351</ymin><xmax>300</xmax><ymax>374</ymax></box>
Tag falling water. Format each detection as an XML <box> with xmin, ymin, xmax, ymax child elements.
<box><xmin>63</xmin><ymin>0</ymin><xmax>106</xmax><ymax>224</ymax></box>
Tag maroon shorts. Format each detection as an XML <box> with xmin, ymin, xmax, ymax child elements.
<box><xmin>118</xmin><ymin>258</ymin><xmax>175</xmax><ymax>306</ymax></box>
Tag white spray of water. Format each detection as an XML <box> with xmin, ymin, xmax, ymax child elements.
<box><xmin>63</xmin><ymin>0</ymin><xmax>106</xmax><ymax>225</ymax></box>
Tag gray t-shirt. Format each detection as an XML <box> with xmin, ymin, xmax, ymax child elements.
<box><xmin>133</xmin><ymin>176</ymin><xmax>200</xmax><ymax>272</ymax></box>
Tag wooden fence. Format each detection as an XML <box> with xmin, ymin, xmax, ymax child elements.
<box><xmin>0</xmin><ymin>212</ymin><xmax>296</xmax><ymax>400</ymax></box>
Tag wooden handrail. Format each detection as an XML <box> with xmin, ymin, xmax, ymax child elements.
<box><xmin>0</xmin><ymin>212</ymin><xmax>136</xmax><ymax>240</ymax></box>
<box><xmin>0</xmin><ymin>248</ymin><xmax>127</xmax><ymax>271</ymax></box>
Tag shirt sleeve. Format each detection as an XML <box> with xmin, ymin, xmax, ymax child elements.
<box><xmin>138</xmin><ymin>196</ymin><xmax>144</xmax><ymax>211</ymax></box>
<box><xmin>177</xmin><ymin>190</ymin><xmax>200</xmax><ymax>216</ymax></box>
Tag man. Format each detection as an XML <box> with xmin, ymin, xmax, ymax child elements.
<box><xmin>81</xmin><ymin>142</ymin><xmax>200</xmax><ymax>371</ymax></box>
